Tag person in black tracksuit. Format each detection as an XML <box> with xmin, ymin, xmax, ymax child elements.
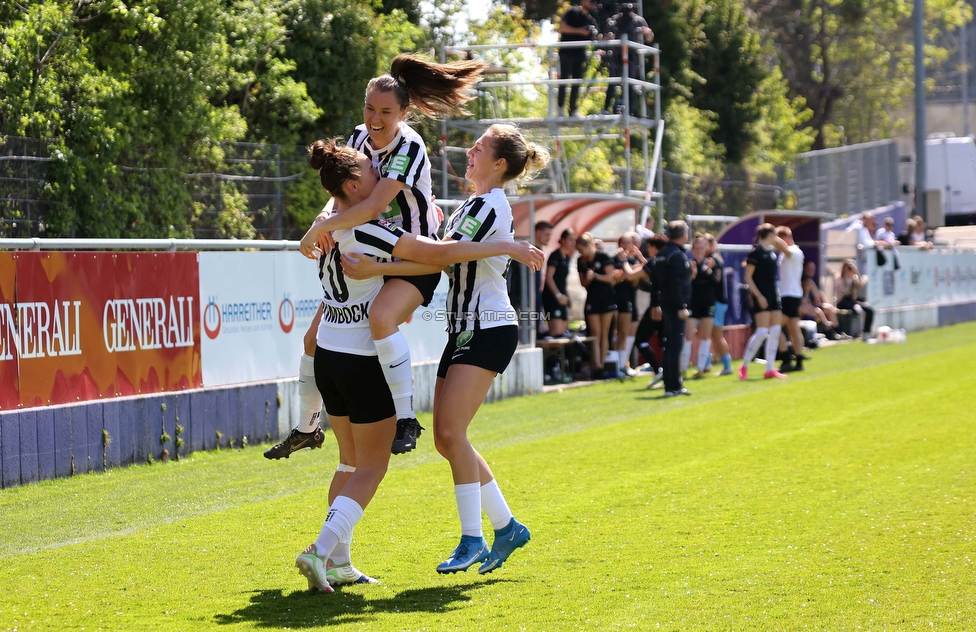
<box><xmin>654</xmin><ymin>221</ymin><xmax>692</xmax><ymax>396</ymax></box>
<box><xmin>633</xmin><ymin>235</ymin><xmax>667</xmax><ymax>385</ymax></box>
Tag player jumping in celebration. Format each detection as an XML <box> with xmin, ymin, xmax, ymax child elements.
<box><xmin>265</xmin><ymin>53</ymin><xmax>488</xmax><ymax>462</ymax></box>
<box><xmin>342</xmin><ymin>124</ymin><xmax>549</xmax><ymax>575</ymax></box>
<box><xmin>294</xmin><ymin>138</ymin><xmax>543</xmax><ymax>592</ymax></box>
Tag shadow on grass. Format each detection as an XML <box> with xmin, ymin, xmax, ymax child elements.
<box><xmin>214</xmin><ymin>579</ymin><xmax>511</xmax><ymax>628</ymax></box>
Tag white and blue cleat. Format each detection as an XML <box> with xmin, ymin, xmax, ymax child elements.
<box><xmin>478</xmin><ymin>518</ymin><xmax>531</xmax><ymax>574</ymax></box>
<box><xmin>436</xmin><ymin>535</ymin><xmax>490</xmax><ymax>574</ymax></box>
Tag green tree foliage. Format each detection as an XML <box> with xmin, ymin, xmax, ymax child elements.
<box><xmin>284</xmin><ymin>0</ymin><xmax>379</xmax><ymax>143</ymax></box>
<box><xmin>748</xmin><ymin>0</ymin><xmax>972</xmax><ymax>149</ymax></box>
<box><xmin>689</xmin><ymin>0</ymin><xmax>766</xmax><ymax>164</ymax></box>
<box><xmin>0</xmin><ymin>0</ymin><xmax>330</xmax><ymax>238</ymax></box>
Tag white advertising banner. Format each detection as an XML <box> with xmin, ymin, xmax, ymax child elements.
<box><xmin>863</xmin><ymin>247</ymin><xmax>976</xmax><ymax>309</ymax></box>
<box><xmin>200</xmin><ymin>252</ymin><xmax>322</xmax><ymax>386</ymax></box>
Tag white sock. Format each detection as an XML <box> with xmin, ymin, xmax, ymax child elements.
<box><xmin>298</xmin><ymin>354</ymin><xmax>322</xmax><ymax>433</ymax></box>
<box><xmin>329</xmin><ymin>537</ymin><xmax>351</xmax><ymax>565</ymax></box>
<box><xmin>680</xmin><ymin>339</ymin><xmax>693</xmax><ymax>372</ymax></box>
<box><xmin>743</xmin><ymin>327</ymin><xmax>769</xmax><ymax>364</ymax></box>
<box><xmin>374</xmin><ymin>331</ymin><xmax>414</xmax><ymax>420</ymax></box>
<box><xmin>481</xmin><ymin>479</ymin><xmax>514</xmax><ymax>531</ymax></box>
<box><xmin>697</xmin><ymin>339</ymin><xmax>712</xmax><ymax>372</ymax></box>
<box><xmin>454</xmin><ymin>482</ymin><xmax>483</xmax><ymax>537</ymax></box>
<box><xmin>314</xmin><ymin>496</ymin><xmax>364</xmax><ymax>558</ymax></box>
<box><xmin>624</xmin><ymin>336</ymin><xmax>635</xmax><ymax>367</ymax></box>
<box><xmin>765</xmin><ymin>325</ymin><xmax>782</xmax><ymax>371</ymax></box>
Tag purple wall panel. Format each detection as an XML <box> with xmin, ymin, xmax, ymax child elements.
<box><xmin>53</xmin><ymin>406</ymin><xmax>72</xmax><ymax>478</ymax></box>
<box><xmin>1</xmin><ymin>412</ymin><xmax>19</xmax><ymax>487</ymax></box>
<box><xmin>18</xmin><ymin>410</ymin><xmax>38</xmax><ymax>484</ymax></box>
<box><xmin>104</xmin><ymin>402</ymin><xmax>121</xmax><ymax>469</ymax></box>
<box><xmin>36</xmin><ymin>407</ymin><xmax>55</xmax><ymax>481</ymax></box>
<box><xmin>86</xmin><ymin>403</ymin><xmax>104</xmax><ymax>473</ymax></box>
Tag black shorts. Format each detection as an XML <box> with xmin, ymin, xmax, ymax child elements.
<box><xmin>616</xmin><ymin>299</ymin><xmax>635</xmax><ymax>318</ymax></box>
<box><xmin>383</xmin><ymin>272</ymin><xmax>441</xmax><ymax>307</ymax></box>
<box><xmin>314</xmin><ymin>346</ymin><xmax>395</xmax><ymax>424</ymax></box>
<box><xmin>437</xmin><ymin>325</ymin><xmax>519</xmax><ymax>379</ymax></box>
<box><xmin>542</xmin><ymin>295</ymin><xmax>568</xmax><ymax>321</ymax></box>
<box><xmin>690</xmin><ymin>301</ymin><xmax>716</xmax><ymax>320</ymax></box>
<box><xmin>754</xmin><ymin>289</ymin><xmax>782</xmax><ymax>314</ymax></box>
<box><xmin>781</xmin><ymin>296</ymin><xmax>801</xmax><ymax>319</ymax></box>
<box><xmin>585</xmin><ymin>298</ymin><xmax>617</xmax><ymax>315</ymax></box>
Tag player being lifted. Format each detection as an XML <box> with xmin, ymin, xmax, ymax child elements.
<box><xmin>264</xmin><ymin>53</ymin><xmax>488</xmax><ymax>461</ymax></box>
<box><xmin>293</xmin><ymin>137</ymin><xmax>542</xmax><ymax>591</ymax></box>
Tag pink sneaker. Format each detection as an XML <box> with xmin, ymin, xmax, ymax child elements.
<box><xmin>738</xmin><ymin>364</ymin><xmax>748</xmax><ymax>381</ymax></box>
<box><xmin>763</xmin><ymin>370</ymin><xmax>788</xmax><ymax>379</ymax></box>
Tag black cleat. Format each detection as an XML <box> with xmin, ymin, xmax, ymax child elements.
<box><xmin>391</xmin><ymin>418</ymin><xmax>424</xmax><ymax>455</ymax></box>
<box><xmin>264</xmin><ymin>427</ymin><xmax>325</xmax><ymax>460</ymax></box>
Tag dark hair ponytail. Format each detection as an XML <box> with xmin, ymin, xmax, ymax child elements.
<box><xmin>308</xmin><ymin>138</ymin><xmax>362</xmax><ymax>200</ymax></box>
<box><xmin>367</xmin><ymin>54</ymin><xmax>487</xmax><ymax>118</ymax></box>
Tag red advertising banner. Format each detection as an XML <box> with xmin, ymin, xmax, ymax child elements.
<box><xmin>0</xmin><ymin>256</ymin><xmax>17</xmax><ymax>409</ymax></box>
<box><xmin>0</xmin><ymin>252</ymin><xmax>202</xmax><ymax>409</ymax></box>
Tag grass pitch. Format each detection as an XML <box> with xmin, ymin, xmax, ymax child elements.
<box><xmin>2</xmin><ymin>322</ymin><xmax>975</xmax><ymax>631</ymax></box>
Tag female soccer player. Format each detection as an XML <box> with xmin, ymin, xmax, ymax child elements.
<box><xmin>704</xmin><ymin>234</ymin><xmax>733</xmax><ymax>375</ymax></box>
<box><xmin>576</xmin><ymin>233</ymin><xmax>622</xmax><ymax>379</ymax></box>
<box><xmin>342</xmin><ymin>124</ymin><xmax>549</xmax><ymax>575</ymax></box>
<box><xmin>542</xmin><ymin>228</ymin><xmax>577</xmax><ymax>338</ymax></box>
<box><xmin>294</xmin><ymin>138</ymin><xmax>543</xmax><ymax>591</ymax></box>
<box><xmin>739</xmin><ymin>223</ymin><xmax>790</xmax><ymax>380</ymax></box>
<box><xmin>681</xmin><ymin>234</ymin><xmax>720</xmax><ymax>379</ymax></box>
<box><xmin>282</xmin><ymin>53</ymin><xmax>488</xmax><ymax>459</ymax></box>
<box><xmin>612</xmin><ymin>232</ymin><xmax>643</xmax><ymax>376</ymax></box>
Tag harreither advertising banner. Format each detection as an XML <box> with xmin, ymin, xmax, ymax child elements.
<box><xmin>199</xmin><ymin>252</ymin><xmax>322</xmax><ymax>386</ymax></box>
<box><xmin>0</xmin><ymin>252</ymin><xmax>201</xmax><ymax>410</ymax></box>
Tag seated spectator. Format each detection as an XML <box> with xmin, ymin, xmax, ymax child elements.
<box><xmin>909</xmin><ymin>215</ymin><xmax>934</xmax><ymax>249</ymax></box>
<box><xmin>834</xmin><ymin>259</ymin><xmax>874</xmax><ymax>339</ymax></box>
<box><xmin>846</xmin><ymin>212</ymin><xmax>889</xmax><ymax>250</ymax></box>
<box><xmin>897</xmin><ymin>218</ymin><xmax>917</xmax><ymax>246</ymax></box>
<box><xmin>874</xmin><ymin>217</ymin><xmax>898</xmax><ymax>248</ymax></box>
<box><xmin>799</xmin><ymin>272</ymin><xmax>842</xmax><ymax>339</ymax></box>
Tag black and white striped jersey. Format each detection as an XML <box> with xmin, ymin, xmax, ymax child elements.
<box><xmin>443</xmin><ymin>188</ymin><xmax>518</xmax><ymax>334</ymax></box>
<box><xmin>317</xmin><ymin>219</ymin><xmax>405</xmax><ymax>356</ymax></box>
<box><xmin>347</xmin><ymin>122</ymin><xmax>439</xmax><ymax>238</ymax></box>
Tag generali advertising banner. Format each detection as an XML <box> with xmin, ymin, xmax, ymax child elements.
<box><xmin>1</xmin><ymin>249</ymin><xmax>458</xmax><ymax>410</ymax></box>
<box><xmin>198</xmin><ymin>252</ymin><xmax>322</xmax><ymax>386</ymax></box>
<box><xmin>0</xmin><ymin>252</ymin><xmax>201</xmax><ymax>410</ymax></box>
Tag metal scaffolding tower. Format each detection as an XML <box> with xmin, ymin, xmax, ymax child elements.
<box><xmin>437</xmin><ymin>36</ymin><xmax>665</xmax><ymax>231</ymax></box>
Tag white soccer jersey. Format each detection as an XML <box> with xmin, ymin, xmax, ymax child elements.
<box><xmin>316</xmin><ymin>219</ymin><xmax>404</xmax><ymax>355</ymax></box>
<box><xmin>443</xmin><ymin>188</ymin><xmax>518</xmax><ymax>334</ymax></box>
<box><xmin>347</xmin><ymin>122</ymin><xmax>439</xmax><ymax>238</ymax></box>
<box><xmin>778</xmin><ymin>244</ymin><xmax>805</xmax><ymax>299</ymax></box>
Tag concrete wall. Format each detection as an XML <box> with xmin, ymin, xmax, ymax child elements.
<box><xmin>0</xmin><ymin>347</ymin><xmax>544</xmax><ymax>489</ymax></box>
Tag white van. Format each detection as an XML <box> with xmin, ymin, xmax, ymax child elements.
<box><xmin>926</xmin><ymin>135</ymin><xmax>976</xmax><ymax>226</ymax></box>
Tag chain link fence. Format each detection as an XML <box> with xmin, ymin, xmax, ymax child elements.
<box><xmin>0</xmin><ymin>137</ymin><xmax>50</xmax><ymax>238</ymax></box>
<box><xmin>0</xmin><ymin>136</ymin><xmax>316</xmax><ymax>240</ymax></box>
<box><xmin>794</xmin><ymin>140</ymin><xmax>900</xmax><ymax>217</ymax></box>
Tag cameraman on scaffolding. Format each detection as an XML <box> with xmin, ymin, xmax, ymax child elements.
<box><xmin>558</xmin><ymin>0</ymin><xmax>600</xmax><ymax>118</ymax></box>
<box><xmin>602</xmin><ymin>3</ymin><xmax>653</xmax><ymax>116</ymax></box>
